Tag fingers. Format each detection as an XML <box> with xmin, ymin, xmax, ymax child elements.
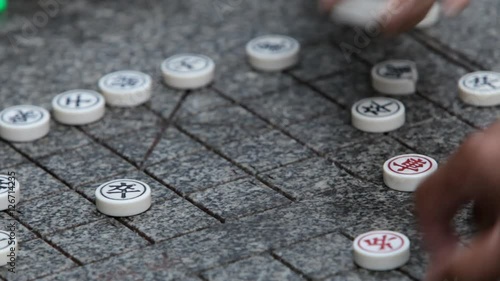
<box><xmin>418</xmin><ymin>123</ymin><xmax>500</xmax><ymax>281</ymax></box>
<box><xmin>382</xmin><ymin>0</ymin><xmax>469</xmax><ymax>34</ymax></box>
<box><xmin>383</xmin><ymin>0</ymin><xmax>436</xmax><ymax>35</ymax></box>
<box><xmin>416</xmin><ymin>138</ymin><xmax>480</xmax><ymax>252</ymax></box>
<box><xmin>439</xmin><ymin>123</ymin><xmax>500</xmax><ymax>281</ymax></box>
<box><xmin>416</xmin><ymin>165</ymin><xmax>464</xmax><ymax>252</ymax></box>
<box><xmin>443</xmin><ymin>0</ymin><xmax>470</xmax><ymax>16</ymax></box>
<box><xmin>426</xmin><ymin>201</ymin><xmax>500</xmax><ymax>281</ymax></box>
<box><xmin>416</xmin><ymin>133</ymin><xmax>488</xmax><ymax>264</ymax></box>
<box><xmin>322</xmin><ymin>0</ymin><xmax>469</xmax><ymax>35</ymax></box>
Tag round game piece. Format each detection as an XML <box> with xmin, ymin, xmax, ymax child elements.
<box><xmin>351</xmin><ymin>97</ymin><xmax>405</xmax><ymax>133</ymax></box>
<box><xmin>416</xmin><ymin>3</ymin><xmax>440</xmax><ymax>29</ymax></box>
<box><xmin>0</xmin><ymin>230</ymin><xmax>17</xmax><ymax>267</ymax></box>
<box><xmin>0</xmin><ymin>175</ymin><xmax>20</xmax><ymax>211</ymax></box>
<box><xmin>95</xmin><ymin>179</ymin><xmax>152</xmax><ymax>217</ymax></box>
<box><xmin>383</xmin><ymin>154</ymin><xmax>438</xmax><ymax>192</ymax></box>
<box><xmin>330</xmin><ymin>0</ymin><xmax>386</xmax><ymax>27</ymax></box>
<box><xmin>98</xmin><ymin>70</ymin><xmax>152</xmax><ymax>107</ymax></box>
<box><xmin>0</xmin><ymin>105</ymin><xmax>50</xmax><ymax>142</ymax></box>
<box><xmin>246</xmin><ymin>35</ymin><xmax>300</xmax><ymax>72</ymax></box>
<box><xmin>52</xmin><ymin>89</ymin><xmax>105</xmax><ymax>125</ymax></box>
<box><xmin>458</xmin><ymin>71</ymin><xmax>500</xmax><ymax>106</ymax></box>
<box><xmin>371</xmin><ymin>60</ymin><xmax>418</xmax><ymax>95</ymax></box>
<box><xmin>161</xmin><ymin>54</ymin><xmax>215</xmax><ymax>90</ymax></box>
<box><xmin>353</xmin><ymin>230</ymin><xmax>410</xmax><ymax>271</ymax></box>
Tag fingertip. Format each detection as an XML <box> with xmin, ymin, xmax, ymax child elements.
<box><xmin>380</xmin><ymin>0</ymin><xmax>434</xmax><ymax>35</ymax></box>
<box><xmin>381</xmin><ymin>21</ymin><xmax>403</xmax><ymax>37</ymax></box>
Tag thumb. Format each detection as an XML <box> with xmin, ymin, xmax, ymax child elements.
<box><xmin>383</xmin><ymin>0</ymin><xmax>434</xmax><ymax>34</ymax></box>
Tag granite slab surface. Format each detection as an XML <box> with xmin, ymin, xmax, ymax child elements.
<box><xmin>0</xmin><ymin>0</ymin><xmax>492</xmax><ymax>280</ymax></box>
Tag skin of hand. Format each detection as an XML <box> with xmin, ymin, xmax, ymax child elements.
<box><xmin>319</xmin><ymin>0</ymin><xmax>470</xmax><ymax>34</ymax></box>
<box><xmin>415</xmin><ymin>121</ymin><xmax>500</xmax><ymax>281</ymax></box>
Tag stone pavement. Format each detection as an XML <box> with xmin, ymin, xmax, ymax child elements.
<box><xmin>0</xmin><ymin>0</ymin><xmax>496</xmax><ymax>280</ymax></box>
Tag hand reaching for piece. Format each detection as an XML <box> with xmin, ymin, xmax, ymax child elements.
<box><xmin>320</xmin><ymin>0</ymin><xmax>470</xmax><ymax>34</ymax></box>
<box><xmin>416</xmin><ymin>121</ymin><xmax>500</xmax><ymax>281</ymax></box>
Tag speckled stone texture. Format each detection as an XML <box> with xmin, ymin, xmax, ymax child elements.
<box><xmin>120</xmin><ymin>197</ymin><xmax>220</xmax><ymax>242</ymax></box>
<box><xmin>0</xmin><ymin>212</ymin><xmax>36</xmax><ymax>243</ymax></box>
<box><xmin>274</xmin><ymin>232</ymin><xmax>354</xmax><ymax>280</ymax></box>
<box><xmin>81</xmin><ymin>106</ymin><xmax>162</xmax><ymax>140</ymax></box>
<box><xmin>174</xmin><ymin>89</ymin><xmax>232</xmax><ymax>119</ymax></box>
<box><xmin>11</xmin><ymin>120</ymin><xmax>92</xmax><ymax>159</ymax></box>
<box><xmin>104</xmin><ymin>126</ymin><xmax>203</xmax><ymax>167</ymax></box>
<box><xmin>201</xmin><ymin>254</ymin><xmax>305</xmax><ymax>281</ymax></box>
<box><xmin>284</xmin><ymin>111</ymin><xmax>374</xmax><ymax>154</ymax></box>
<box><xmin>46</xmin><ymin>219</ymin><xmax>149</xmax><ymax>264</ymax></box>
<box><xmin>290</xmin><ymin>42</ymin><xmax>349</xmax><ymax>82</ymax></box>
<box><xmin>391</xmin><ymin>117</ymin><xmax>476</xmax><ymax>162</ymax></box>
<box><xmin>322</xmin><ymin>269</ymin><xmax>414</xmax><ymax>281</ymax></box>
<box><xmin>14</xmin><ymin>191</ymin><xmax>103</xmax><ymax>235</ymax></box>
<box><xmin>0</xmin><ymin>0</ymin><xmax>489</xmax><ymax>279</ymax></box>
<box><xmin>147</xmin><ymin>87</ymin><xmax>232</xmax><ymax>121</ymax></box>
<box><xmin>261</xmin><ymin>158</ymin><xmax>341</xmax><ymax>200</ymax></box>
<box><xmin>38</xmin><ymin>142</ymin><xmax>134</xmax><ymax>187</ymax></box>
<box><xmin>244</xmin><ymin>84</ymin><xmax>338</xmax><ymax>128</ymax></box>
<box><xmin>0</xmin><ymin>142</ymin><xmax>25</xmax><ymax>169</ymax></box>
<box><xmin>219</xmin><ymin>130</ymin><xmax>314</xmax><ymax>174</ymax></box>
<box><xmin>147</xmin><ymin>149</ymin><xmax>247</xmax><ymax>194</ymax></box>
<box><xmin>214</xmin><ymin>52</ymin><xmax>296</xmax><ymax>102</ymax></box>
<box><xmin>35</xmin><ymin>246</ymin><xmax>191</xmax><ymax>281</ymax></box>
<box><xmin>329</xmin><ymin>136</ymin><xmax>414</xmax><ymax>184</ymax></box>
<box><xmin>0</xmin><ymin>238</ymin><xmax>76</xmax><ymax>281</ymax></box>
<box><xmin>149</xmin><ymin>199</ymin><xmax>342</xmax><ymax>273</ymax></box>
<box><xmin>178</xmin><ymin>105</ymin><xmax>272</xmax><ymax>147</ymax></box>
<box><xmin>0</xmin><ymin>162</ymin><xmax>69</xmax><ymax>202</ymax></box>
<box><xmin>190</xmin><ymin>178</ymin><xmax>290</xmax><ymax>220</ymax></box>
<box><xmin>418</xmin><ymin>0</ymin><xmax>500</xmax><ymax>69</ymax></box>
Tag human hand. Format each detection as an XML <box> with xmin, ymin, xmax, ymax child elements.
<box><xmin>416</xmin><ymin>121</ymin><xmax>500</xmax><ymax>281</ymax></box>
<box><xmin>320</xmin><ymin>0</ymin><xmax>470</xmax><ymax>34</ymax></box>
